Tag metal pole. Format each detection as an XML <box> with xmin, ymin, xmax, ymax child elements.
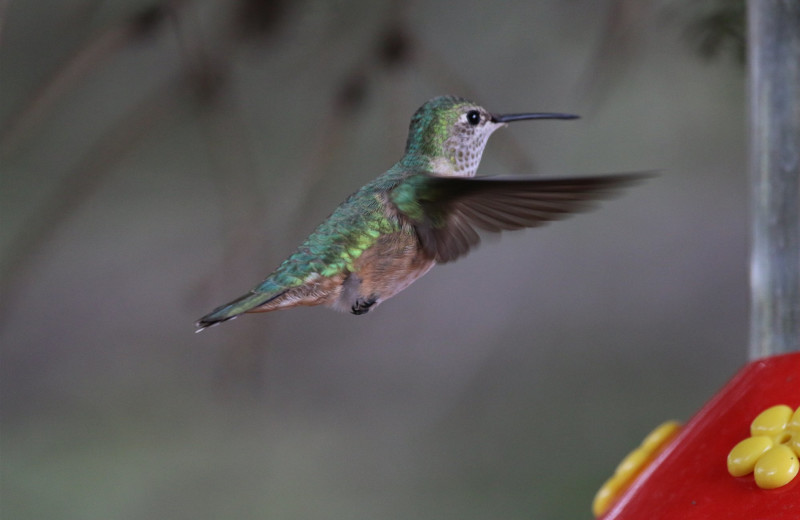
<box><xmin>747</xmin><ymin>0</ymin><xmax>800</xmax><ymax>358</ymax></box>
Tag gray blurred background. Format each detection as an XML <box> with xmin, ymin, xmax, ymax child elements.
<box><xmin>1</xmin><ymin>1</ymin><xmax>748</xmax><ymax>519</ymax></box>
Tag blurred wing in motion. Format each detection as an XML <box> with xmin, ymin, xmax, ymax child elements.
<box><xmin>392</xmin><ymin>172</ymin><xmax>652</xmax><ymax>263</ymax></box>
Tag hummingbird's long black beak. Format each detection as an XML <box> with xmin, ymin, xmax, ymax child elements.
<box><xmin>490</xmin><ymin>112</ymin><xmax>579</xmax><ymax>123</ymax></box>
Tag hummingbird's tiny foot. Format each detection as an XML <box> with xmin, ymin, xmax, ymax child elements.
<box><xmin>351</xmin><ymin>295</ymin><xmax>378</xmax><ymax>315</ymax></box>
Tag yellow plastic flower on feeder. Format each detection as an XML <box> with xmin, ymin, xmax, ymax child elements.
<box><xmin>727</xmin><ymin>404</ymin><xmax>800</xmax><ymax>489</ymax></box>
<box><xmin>593</xmin><ymin>421</ymin><xmax>682</xmax><ymax>517</ymax></box>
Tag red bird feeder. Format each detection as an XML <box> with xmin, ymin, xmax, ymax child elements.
<box><xmin>595</xmin><ymin>353</ymin><xmax>799</xmax><ymax>519</ymax></box>
<box><xmin>591</xmin><ymin>1</ymin><xmax>800</xmax><ymax>517</ymax></box>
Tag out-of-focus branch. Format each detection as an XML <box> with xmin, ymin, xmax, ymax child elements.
<box><xmin>0</xmin><ymin>77</ymin><xmax>183</xmax><ymax>331</ymax></box>
<box><xmin>577</xmin><ymin>0</ymin><xmax>652</xmax><ymax>110</ymax></box>
<box><xmin>0</xmin><ymin>0</ymin><xmax>10</xmax><ymax>44</ymax></box>
<box><xmin>0</xmin><ymin>3</ymin><xmax>173</xmax><ymax>156</ymax></box>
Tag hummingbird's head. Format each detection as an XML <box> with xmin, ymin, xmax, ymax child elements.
<box><xmin>404</xmin><ymin>95</ymin><xmax>578</xmax><ymax>177</ymax></box>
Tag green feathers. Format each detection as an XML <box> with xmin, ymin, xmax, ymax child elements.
<box><xmin>404</xmin><ymin>96</ymin><xmax>469</xmax><ymax>158</ymax></box>
<box><xmin>259</xmin><ymin>182</ymin><xmax>401</xmax><ymax>289</ymax></box>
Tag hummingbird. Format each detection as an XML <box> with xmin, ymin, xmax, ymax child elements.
<box><xmin>196</xmin><ymin>95</ymin><xmax>646</xmax><ymax>331</ymax></box>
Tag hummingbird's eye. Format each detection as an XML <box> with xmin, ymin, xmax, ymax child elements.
<box><xmin>466</xmin><ymin>110</ymin><xmax>481</xmax><ymax>126</ymax></box>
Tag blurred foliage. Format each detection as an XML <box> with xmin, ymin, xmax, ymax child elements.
<box><xmin>684</xmin><ymin>0</ymin><xmax>746</xmax><ymax>64</ymax></box>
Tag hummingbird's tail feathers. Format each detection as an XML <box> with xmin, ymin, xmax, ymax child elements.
<box><xmin>195</xmin><ymin>289</ymin><xmax>287</xmax><ymax>332</ymax></box>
